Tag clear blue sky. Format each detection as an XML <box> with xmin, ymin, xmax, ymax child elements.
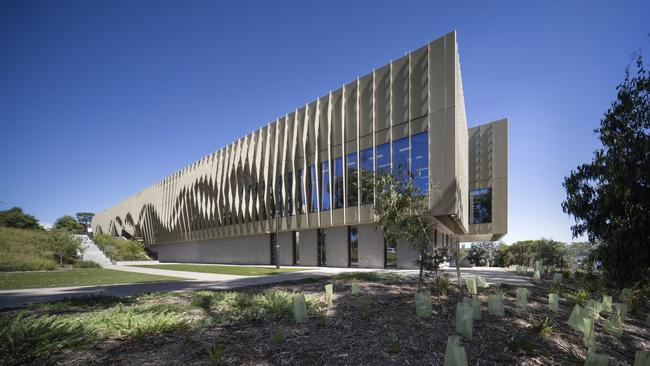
<box><xmin>1</xmin><ymin>0</ymin><xmax>648</xmax><ymax>243</ymax></box>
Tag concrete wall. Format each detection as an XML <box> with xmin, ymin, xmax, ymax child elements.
<box><xmin>324</xmin><ymin>226</ymin><xmax>348</xmax><ymax>267</ymax></box>
<box><xmin>397</xmin><ymin>240</ymin><xmax>420</xmax><ymax>269</ymax></box>
<box><xmin>358</xmin><ymin>224</ymin><xmax>384</xmax><ymax>268</ymax></box>
<box><xmin>278</xmin><ymin>232</ymin><xmax>294</xmax><ymax>266</ymax></box>
<box><xmin>152</xmin><ymin>233</ymin><xmax>270</xmax><ymax>264</ymax></box>
<box><xmin>298</xmin><ymin>229</ymin><xmax>318</xmax><ymax>266</ymax></box>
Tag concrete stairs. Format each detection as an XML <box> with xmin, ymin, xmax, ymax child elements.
<box><xmin>77</xmin><ymin>235</ymin><xmax>113</xmax><ymax>267</ymax></box>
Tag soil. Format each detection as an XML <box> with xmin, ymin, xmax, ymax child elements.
<box><xmin>49</xmin><ymin>274</ymin><xmax>650</xmax><ymax>365</ymax></box>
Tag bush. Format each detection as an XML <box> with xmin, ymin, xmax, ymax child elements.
<box><xmin>73</xmin><ymin>260</ymin><xmax>101</xmax><ymax>268</ymax></box>
<box><xmin>93</xmin><ymin>234</ymin><xmax>149</xmax><ymax>261</ymax></box>
<box><xmin>333</xmin><ymin>272</ymin><xmax>409</xmax><ymax>282</ymax></box>
<box><xmin>0</xmin><ymin>227</ymin><xmax>56</xmax><ymax>271</ymax></box>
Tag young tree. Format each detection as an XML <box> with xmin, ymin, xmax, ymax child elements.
<box><xmin>45</xmin><ymin>229</ymin><xmax>82</xmax><ymax>266</ymax></box>
<box><xmin>562</xmin><ymin>54</ymin><xmax>649</xmax><ymax>286</ymax></box>
<box><xmin>0</xmin><ymin>207</ymin><xmax>42</xmax><ymax>230</ymax></box>
<box><xmin>369</xmin><ymin>168</ymin><xmax>457</xmax><ymax>291</ymax></box>
<box><xmin>466</xmin><ymin>241</ymin><xmax>501</xmax><ymax>267</ymax></box>
<box><xmin>54</xmin><ymin>215</ymin><xmax>84</xmax><ymax>233</ymax></box>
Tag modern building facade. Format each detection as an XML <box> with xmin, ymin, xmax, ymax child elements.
<box><xmin>92</xmin><ymin>31</ymin><xmax>508</xmax><ymax>269</ymax></box>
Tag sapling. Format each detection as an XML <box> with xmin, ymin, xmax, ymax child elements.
<box><xmin>488</xmin><ymin>293</ymin><xmax>505</xmax><ymax>317</ymax></box>
<box><xmin>601</xmin><ymin>295</ymin><xmax>612</xmax><ymax>313</ymax></box>
<box><xmin>516</xmin><ymin>288</ymin><xmax>529</xmax><ymax>308</ymax></box>
<box><xmin>443</xmin><ymin>335</ymin><xmax>468</xmax><ymax>366</ymax></box>
<box><xmin>455</xmin><ymin>301</ymin><xmax>473</xmax><ymax>338</ymax></box>
<box><xmin>635</xmin><ymin>350</ymin><xmax>650</xmax><ymax>366</ymax></box>
<box><xmin>548</xmin><ymin>293</ymin><xmax>560</xmax><ymax>312</ymax></box>
<box><xmin>415</xmin><ymin>289</ymin><xmax>431</xmax><ymax>318</ymax></box>
<box><xmin>584</xmin><ymin>352</ymin><xmax>609</xmax><ymax>366</ymax></box>
<box><xmin>293</xmin><ymin>293</ymin><xmax>308</xmax><ymax>323</ymax></box>
<box><xmin>324</xmin><ymin>284</ymin><xmax>333</xmax><ymax>307</ymax></box>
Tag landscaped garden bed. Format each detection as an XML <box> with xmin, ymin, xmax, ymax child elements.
<box><xmin>1</xmin><ymin>272</ymin><xmax>648</xmax><ymax>365</ymax></box>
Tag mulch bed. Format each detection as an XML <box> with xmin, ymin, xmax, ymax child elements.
<box><xmin>51</xmin><ymin>274</ymin><xmax>650</xmax><ymax>365</ymax></box>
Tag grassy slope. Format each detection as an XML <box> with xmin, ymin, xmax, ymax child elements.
<box><xmin>130</xmin><ymin>264</ymin><xmax>305</xmax><ymax>276</ymax></box>
<box><xmin>0</xmin><ymin>227</ymin><xmax>56</xmax><ymax>271</ymax></box>
<box><xmin>0</xmin><ymin>268</ymin><xmax>186</xmax><ymax>290</ymax></box>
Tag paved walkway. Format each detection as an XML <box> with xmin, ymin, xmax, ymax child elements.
<box><xmin>0</xmin><ymin>266</ymin><xmax>531</xmax><ymax>309</ymax></box>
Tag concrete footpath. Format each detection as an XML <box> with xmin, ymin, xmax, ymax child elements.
<box><xmin>0</xmin><ymin>266</ymin><xmax>531</xmax><ymax>309</ymax></box>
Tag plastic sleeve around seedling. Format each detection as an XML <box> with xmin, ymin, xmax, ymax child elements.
<box><xmin>567</xmin><ymin>304</ymin><xmax>587</xmax><ymax>332</ymax></box>
<box><xmin>601</xmin><ymin>295</ymin><xmax>612</xmax><ymax>313</ymax></box>
<box><xmin>325</xmin><ymin>284</ymin><xmax>333</xmax><ymax>307</ymax></box>
<box><xmin>582</xmin><ymin>317</ymin><xmax>596</xmax><ymax>350</ymax></box>
<box><xmin>584</xmin><ymin>352</ymin><xmax>609</xmax><ymax>366</ymax></box>
<box><xmin>553</xmin><ymin>273</ymin><xmax>563</xmax><ymax>284</ymax></box>
<box><xmin>455</xmin><ymin>301</ymin><xmax>474</xmax><ymax>338</ymax></box>
<box><xmin>293</xmin><ymin>293</ymin><xmax>308</xmax><ymax>323</ymax></box>
<box><xmin>443</xmin><ymin>335</ymin><xmax>468</xmax><ymax>366</ymax></box>
<box><xmin>603</xmin><ymin>306</ymin><xmax>623</xmax><ymax>337</ymax></box>
<box><xmin>516</xmin><ymin>288</ymin><xmax>529</xmax><ymax>308</ymax></box>
<box><xmin>488</xmin><ymin>294</ymin><xmax>505</xmax><ymax>317</ymax></box>
<box><xmin>351</xmin><ymin>282</ymin><xmax>360</xmax><ymax>296</ymax></box>
<box><xmin>635</xmin><ymin>350</ymin><xmax>650</xmax><ymax>366</ymax></box>
<box><xmin>415</xmin><ymin>290</ymin><xmax>432</xmax><ymax>318</ymax></box>
<box><xmin>465</xmin><ymin>278</ymin><xmax>477</xmax><ymax>296</ymax></box>
<box><xmin>548</xmin><ymin>293</ymin><xmax>560</xmax><ymax>312</ymax></box>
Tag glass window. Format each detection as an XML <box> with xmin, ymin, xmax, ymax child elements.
<box><xmin>320</xmin><ymin>161</ymin><xmax>331</xmax><ymax>211</ymax></box>
<box><xmin>293</xmin><ymin>231</ymin><xmax>299</xmax><ymax>265</ymax></box>
<box><xmin>333</xmin><ymin>157</ymin><xmax>344</xmax><ymax>209</ymax></box>
<box><xmin>346</xmin><ymin>152</ymin><xmax>358</xmax><ymax>207</ymax></box>
<box><xmin>308</xmin><ymin>165</ymin><xmax>318</xmax><ymax>213</ymax></box>
<box><xmin>296</xmin><ymin>168</ymin><xmax>305</xmax><ymax>214</ymax></box>
<box><xmin>470</xmin><ymin>188</ymin><xmax>492</xmax><ymax>224</ymax></box>
<box><xmin>317</xmin><ymin>229</ymin><xmax>326</xmax><ymax>266</ymax></box>
<box><xmin>411</xmin><ymin>131</ymin><xmax>428</xmax><ymax>193</ymax></box>
<box><xmin>360</xmin><ymin>147</ymin><xmax>374</xmax><ymax>204</ymax></box>
<box><xmin>375</xmin><ymin>143</ymin><xmax>390</xmax><ymax>175</ymax></box>
<box><xmin>392</xmin><ymin>136</ymin><xmax>410</xmax><ymax>178</ymax></box>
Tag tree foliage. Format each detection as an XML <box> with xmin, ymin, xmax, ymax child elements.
<box><xmin>75</xmin><ymin>212</ymin><xmax>94</xmax><ymax>228</ymax></box>
<box><xmin>53</xmin><ymin>215</ymin><xmax>84</xmax><ymax>234</ymax></box>
<box><xmin>562</xmin><ymin>54</ymin><xmax>649</xmax><ymax>286</ymax></box>
<box><xmin>43</xmin><ymin>229</ymin><xmax>82</xmax><ymax>267</ymax></box>
<box><xmin>466</xmin><ymin>241</ymin><xmax>502</xmax><ymax>267</ymax></box>
<box><xmin>0</xmin><ymin>207</ymin><xmax>42</xmax><ymax>230</ymax></box>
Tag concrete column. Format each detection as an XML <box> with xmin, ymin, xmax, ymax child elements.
<box><xmin>298</xmin><ymin>229</ymin><xmax>318</xmax><ymax>266</ymax></box>
<box><xmin>324</xmin><ymin>226</ymin><xmax>348</xmax><ymax>267</ymax></box>
<box><xmin>358</xmin><ymin>224</ymin><xmax>384</xmax><ymax>268</ymax></box>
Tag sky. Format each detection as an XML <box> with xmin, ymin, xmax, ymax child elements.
<box><xmin>0</xmin><ymin>0</ymin><xmax>648</xmax><ymax>244</ymax></box>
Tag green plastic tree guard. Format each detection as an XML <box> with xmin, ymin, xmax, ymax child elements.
<box><xmin>477</xmin><ymin>276</ymin><xmax>489</xmax><ymax>288</ymax></box>
<box><xmin>293</xmin><ymin>293</ymin><xmax>308</xmax><ymax>323</ymax></box>
<box><xmin>614</xmin><ymin>302</ymin><xmax>628</xmax><ymax>320</ymax></box>
<box><xmin>533</xmin><ymin>270</ymin><xmax>541</xmax><ymax>279</ymax></box>
<box><xmin>415</xmin><ymin>290</ymin><xmax>432</xmax><ymax>318</ymax></box>
<box><xmin>549</xmin><ymin>293</ymin><xmax>560</xmax><ymax>312</ymax></box>
<box><xmin>465</xmin><ymin>277</ymin><xmax>477</xmax><ymax>296</ymax></box>
<box><xmin>516</xmin><ymin>287</ymin><xmax>529</xmax><ymax>308</ymax></box>
<box><xmin>601</xmin><ymin>295</ymin><xmax>612</xmax><ymax>313</ymax></box>
<box><xmin>634</xmin><ymin>350</ymin><xmax>650</xmax><ymax>366</ymax></box>
<box><xmin>568</xmin><ymin>304</ymin><xmax>588</xmax><ymax>332</ymax></box>
<box><xmin>586</xmin><ymin>300</ymin><xmax>603</xmax><ymax>320</ymax></box>
<box><xmin>455</xmin><ymin>301</ymin><xmax>474</xmax><ymax>338</ymax></box>
<box><xmin>603</xmin><ymin>307</ymin><xmax>623</xmax><ymax>337</ymax></box>
<box><xmin>553</xmin><ymin>273</ymin><xmax>563</xmax><ymax>284</ymax></box>
<box><xmin>325</xmin><ymin>284</ymin><xmax>333</xmax><ymax>307</ymax></box>
<box><xmin>583</xmin><ymin>317</ymin><xmax>596</xmax><ymax>350</ymax></box>
<box><xmin>443</xmin><ymin>335</ymin><xmax>468</xmax><ymax>366</ymax></box>
<box><xmin>646</xmin><ymin>313</ymin><xmax>650</xmax><ymax>326</ymax></box>
<box><xmin>620</xmin><ymin>288</ymin><xmax>632</xmax><ymax>303</ymax></box>
<box><xmin>351</xmin><ymin>282</ymin><xmax>360</xmax><ymax>296</ymax></box>
<box><xmin>488</xmin><ymin>294</ymin><xmax>505</xmax><ymax>317</ymax></box>
<box><xmin>584</xmin><ymin>352</ymin><xmax>609</xmax><ymax>366</ymax></box>
<box><xmin>463</xmin><ymin>296</ymin><xmax>481</xmax><ymax>321</ymax></box>
<box><xmin>569</xmin><ymin>270</ymin><xmax>576</xmax><ymax>280</ymax></box>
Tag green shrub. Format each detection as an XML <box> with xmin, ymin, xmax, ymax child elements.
<box><xmin>191</xmin><ymin>290</ymin><xmax>319</xmax><ymax>324</ymax></box>
<box><xmin>73</xmin><ymin>260</ymin><xmax>101</xmax><ymax>268</ymax></box>
<box><xmin>571</xmin><ymin>288</ymin><xmax>590</xmax><ymax>305</ymax></box>
<box><xmin>529</xmin><ymin>316</ymin><xmax>553</xmax><ymax>336</ymax></box>
<box><xmin>434</xmin><ymin>275</ymin><xmax>452</xmax><ymax>297</ymax></box>
<box><xmin>0</xmin><ymin>313</ymin><xmax>96</xmax><ymax>365</ymax></box>
<box><xmin>333</xmin><ymin>272</ymin><xmax>408</xmax><ymax>282</ymax></box>
<box><xmin>93</xmin><ymin>234</ymin><xmax>150</xmax><ymax>261</ymax></box>
<box><xmin>0</xmin><ymin>227</ymin><xmax>57</xmax><ymax>271</ymax></box>
<box><xmin>208</xmin><ymin>341</ymin><xmax>225</xmax><ymax>365</ymax></box>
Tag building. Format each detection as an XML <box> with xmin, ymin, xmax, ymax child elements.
<box><xmin>91</xmin><ymin>31</ymin><xmax>508</xmax><ymax>269</ymax></box>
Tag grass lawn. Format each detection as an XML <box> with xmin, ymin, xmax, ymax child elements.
<box><xmin>129</xmin><ymin>264</ymin><xmax>305</xmax><ymax>276</ymax></box>
<box><xmin>0</xmin><ymin>268</ymin><xmax>186</xmax><ymax>290</ymax></box>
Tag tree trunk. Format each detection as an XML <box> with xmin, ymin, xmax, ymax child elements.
<box><xmin>417</xmin><ymin>242</ymin><xmax>425</xmax><ymax>290</ymax></box>
<box><xmin>59</xmin><ymin>254</ymin><xmax>63</xmax><ymax>267</ymax></box>
<box><xmin>456</xmin><ymin>240</ymin><xmax>463</xmax><ymax>297</ymax></box>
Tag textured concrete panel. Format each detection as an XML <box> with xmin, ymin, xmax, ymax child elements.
<box><xmin>278</xmin><ymin>232</ymin><xmax>294</xmax><ymax>266</ymax></box>
<box><xmin>397</xmin><ymin>240</ymin><xmax>420</xmax><ymax>269</ymax></box>
<box><xmin>153</xmin><ymin>234</ymin><xmax>270</xmax><ymax>265</ymax></box>
<box><xmin>324</xmin><ymin>226</ymin><xmax>348</xmax><ymax>267</ymax></box>
<box><xmin>298</xmin><ymin>229</ymin><xmax>318</xmax><ymax>266</ymax></box>
<box><xmin>358</xmin><ymin>224</ymin><xmax>384</xmax><ymax>268</ymax></box>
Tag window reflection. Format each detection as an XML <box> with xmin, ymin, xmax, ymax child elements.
<box><xmin>346</xmin><ymin>152</ymin><xmax>358</xmax><ymax>207</ymax></box>
<box><xmin>320</xmin><ymin>161</ymin><xmax>331</xmax><ymax>211</ymax></box>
